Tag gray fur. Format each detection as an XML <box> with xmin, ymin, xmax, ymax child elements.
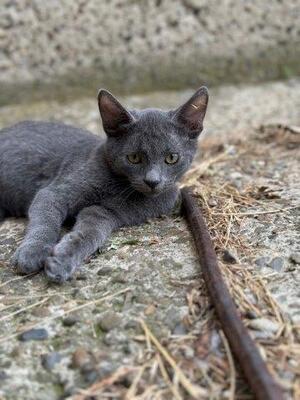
<box><xmin>0</xmin><ymin>87</ymin><xmax>208</xmax><ymax>282</ymax></box>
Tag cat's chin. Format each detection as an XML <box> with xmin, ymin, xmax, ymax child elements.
<box><xmin>135</xmin><ymin>186</ymin><xmax>173</xmax><ymax>197</ymax></box>
<box><xmin>142</xmin><ymin>190</ymin><xmax>162</xmax><ymax>198</ymax></box>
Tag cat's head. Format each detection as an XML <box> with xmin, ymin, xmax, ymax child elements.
<box><xmin>98</xmin><ymin>87</ymin><xmax>209</xmax><ymax>195</ymax></box>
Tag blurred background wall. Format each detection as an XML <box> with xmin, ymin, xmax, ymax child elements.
<box><xmin>1</xmin><ymin>0</ymin><xmax>299</xmax><ymax>105</ymax></box>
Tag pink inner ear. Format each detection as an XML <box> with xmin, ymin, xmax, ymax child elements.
<box><xmin>99</xmin><ymin>91</ymin><xmax>133</xmax><ymax>134</ymax></box>
<box><xmin>178</xmin><ymin>90</ymin><xmax>208</xmax><ymax>131</ymax></box>
<box><xmin>174</xmin><ymin>86</ymin><xmax>208</xmax><ymax>133</ymax></box>
<box><xmin>179</xmin><ymin>102</ymin><xmax>206</xmax><ymax>131</ymax></box>
<box><xmin>190</xmin><ymin>97</ymin><xmax>207</xmax><ymax>112</ymax></box>
<box><xmin>100</xmin><ymin>95</ymin><xmax>121</xmax><ymax>121</ymax></box>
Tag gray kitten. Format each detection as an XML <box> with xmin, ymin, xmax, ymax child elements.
<box><xmin>0</xmin><ymin>87</ymin><xmax>208</xmax><ymax>282</ymax></box>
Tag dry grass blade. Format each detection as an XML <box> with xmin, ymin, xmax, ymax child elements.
<box><xmin>74</xmin><ymin>366</ymin><xmax>137</xmax><ymax>399</ymax></box>
<box><xmin>0</xmin><ymin>297</ymin><xmax>49</xmax><ymax>321</ymax></box>
<box><xmin>220</xmin><ymin>330</ymin><xmax>236</xmax><ymax>400</ymax></box>
<box><xmin>180</xmin><ymin>151</ymin><xmax>233</xmax><ymax>187</ymax></box>
<box><xmin>0</xmin><ymin>272</ymin><xmax>38</xmax><ymax>287</ymax></box>
<box><xmin>139</xmin><ymin>319</ymin><xmax>208</xmax><ymax>399</ymax></box>
<box><xmin>125</xmin><ymin>363</ymin><xmax>149</xmax><ymax>399</ymax></box>
<box><xmin>156</xmin><ymin>354</ymin><xmax>183</xmax><ymax>400</ymax></box>
<box><xmin>256</xmin><ymin>276</ymin><xmax>285</xmax><ymax>325</ymax></box>
<box><xmin>211</xmin><ymin>205</ymin><xmax>299</xmax><ymax>216</ymax></box>
<box><xmin>0</xmin><ymin>287</ymin><xmax>131</xmax><ymax>343</ymax></box>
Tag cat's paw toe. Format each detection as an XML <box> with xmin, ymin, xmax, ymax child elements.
<box><xmin>45</xmin><ymin>256</ymin><xmax>74</xmax><ymax>283</ymax></box>
<box><xmin>12</xmin><ymin>242</ymin><xmax>50</xmax><ymax>274</ymax></box>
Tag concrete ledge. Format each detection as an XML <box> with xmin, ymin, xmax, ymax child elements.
<box><xmin>0</xmin><ymin>0</ymin><xmax>299</xmax><ymax>105</ymax></box>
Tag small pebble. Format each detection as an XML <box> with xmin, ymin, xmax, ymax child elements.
<box><xmin>144</xmin><ymin>304</ymin><xmax>156</xmax><ymax>316</ymax></box>
<box><xmin>210</xmin><ymin>330</ymin><xmax>221</xmax><ymax>352</ymax></box>
<box><xmin>116</xmin><ymin>246</ymin><xmax>131</xmax><ymax>259</ymax></box>
<box><xmin>244</xmin><ymin>288</ymin><xmax>255</xmax><ymax>301</ymax></box>
<box><xmin>268</xmin><ymin>256</ymin><xmax>284</xmax><ymax>272</ymax></box>
<box><xmin>250</xmin><ymin>330</ymin><xmax>273</xmax><ymax>340</ymax></box>
<box><xmin>0</xmin><ymin>371</ymin><xmax>8</xmax><ymax>380</ymax></box>
<box><xmin>122</xmin><ymin>291</ymin><xmax>133</xmax><ymax>311</ymax></box>
<box><xmin>249</xmin><ymin>318</ymin><xmax>279</xmax><ymax>335</ymax></box>
<box><xmin>62</xmin><ymin>386</ymin><xmax>77</xmax><ymax>397</ymax></box>
<box><xmin>183</xmin><ymin>0</ymin><xmax>203</xmax><ymax>11</ymax></box>
<box><xmin>76</xmin><ymin>273</ymin><xmax>88</xmax><ymax>280</ymax></box>
<box><xmin>41</xmin><ymin>352</ymin><xmax>62</xmax><ymax>370</ymax></box>
<box><xmin>230</xmin><ymin>172</ymin><xmax>243</xmax><ymax>180</ymax></box>
<box><xmin>103</xmin><ymin>331</ymin><xmax>128</xmax><ymax>346</ymax></box>
<box><xmin>124</xmin><ymin>319</ymin><xmax>139</xmax><ymax>330</ymax></box>
<box><xmin>255</xmin><ymin>256</ymin><xmax>270</xmax><ymax>268</ymax></box>
<box><xmin>0</xmin><ymin>287</ymin><xmax>9</xmax><ymax>295</ymax></box>
<box><xmin>82</xmin><ymin>366</ymin><xmax>99</xmax><ymax>384</ymax></box>
<box><xmin>50</xmin><ymin>295</ymin><xmax>65</xmax><ymax>305</ymax></box>
<box><xmin>97</xmin><ymin>311</ymin><xmax>122</xmax><ymax>332</ymax></box>
<box><xmin>290</xmin><ymin>252</ymin><xmax>300</xmax><ymax>265</ymax></box>
<box><xmin>62</xmin><ymin>315</ymin><xmax>80</xmax><ymax>327</ymax></box>
<box><xmin>183</xmin><ymin>347</ymin><xmax>195</xmax><ymax>359</ymax></box>
<box><xmin>121</xmin><ymin>239</ymin><xmax>139</xmax><ymax>245</ymax></box>
<box><xmin>98</xmin><ymin>360</ymin><xmax>116</xmax><ymax>379</ymax></box>
<box><xmin>18</xmin><ymin>328</ymin><xmax>49</xmax><ymax>341</ymax></box>
<box><xmin>173</xmin><ymin>323</ymin><xmax>187</xmax><ymax>335</ymax></box>
<box><xmin>0</xmin><ymin>360</ymin><xmax>11</xmax><ymax>368</ymax></box>
<box><xmin>164</xmin><ymin>305</ymin><xmax>187</xmax><ymax>332</ymax></box>
<box><xmin>72</xmin><ymin>348</ymin><xmax>91</xmax><ymax>369</ymax></box>
<box><xmin>10</xmin><ymin>346</ymin><xmax>21</xmax><ymax>358</ymax></box>
<box><xmin>208</xmin><ymin>198</ymin><xmax>217</xmax><ymax>207</ymax></box>
<box><xmin>276</xmin><ymin>294</ymin><xmax>287</xmax><ymax>302</ymax></box>
<box><xmin>32</xmin><ymin>307</ymin><xmax>50</xmax><ymax>318</ymax></box>
<box><xmin>111</xmin><ymin>274</ymin><xmax>127</xmax><ymax>284</ymax></box>
<box><xmin>97</xmin><ymin>266</ymin><xmax>113</xmax><ymax>275</ymax></box>
<box><xmin>224</xmin><ymin>144</ymin><xmax>237</xmax><ymax>155</ymax></box>
<box><xmin>244</xmin><ymin>310</ymin><xmax>258</xmax><ymax>320</ymax></box>
<box><xmin>222</xmin><ymin>249</ymin><xmax>239</xmax><ymax>264</ymax></box>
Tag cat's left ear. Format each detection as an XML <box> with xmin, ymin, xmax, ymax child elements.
<box><xmin>173</xmin><ymin>86</ymin><xmax>209</xmax><ymax>137</ymax></box>
<box><xmin>98</xmin><ymin>89</ymin><xmax>135</xmax><ymax>136</ymax></box>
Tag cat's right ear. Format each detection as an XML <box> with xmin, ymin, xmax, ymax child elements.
<box><xmin>98</xmin><ymin>89</ymin><xmax>134</xmax><ymax>136</ymax></box>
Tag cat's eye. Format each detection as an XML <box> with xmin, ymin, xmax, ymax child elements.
<box><xmin>127</xmin><ymin>153</ymin><xmax>142</xmax><ymax>164</ymax></box>
<box><xmin>165</xmin><ymin>153</ymin><xmax>179</xmax><ymax>165</ymax></box>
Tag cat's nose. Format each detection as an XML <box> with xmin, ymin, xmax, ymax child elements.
<box><xmin>143</xmin><ymin>178</ymin><xmax>160</xmax><ymax>189</ymax></box>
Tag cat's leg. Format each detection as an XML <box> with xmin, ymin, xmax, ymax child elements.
<box><xmin>45</xmin><ymin>205</ymin><xmax>117</xmax><ymax>283</ymax></box>
<box><xmin>12</xmin><ymin>188</ymin><xmax>67</xmax><ymax>274</ymax></box>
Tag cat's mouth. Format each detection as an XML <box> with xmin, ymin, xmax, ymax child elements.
<box><xmin>143</xmin><ymin>189</ymin><xmax>162</xmax><ymax>197</ymax></box>
<box><xmin>131</xmin><ymin>182</ymin><xmax>163</xmax><ymax>196</ymax></box>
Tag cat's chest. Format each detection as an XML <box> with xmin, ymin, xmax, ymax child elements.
<box><xmin>104</xmin><ymin>186</ymin><xmax>179</xmax><ymax>225</ymax></box>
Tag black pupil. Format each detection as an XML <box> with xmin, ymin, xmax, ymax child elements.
<box><xmin>169</xmin><ymin>154</ymin><xmax>176</xmax><ymax>163</ymax></box>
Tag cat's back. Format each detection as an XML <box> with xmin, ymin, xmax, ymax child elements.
<box><xmin>0</xmin><ymin>121</ymin><xmax>104</xmax><ymax>215</ymax></box>
<box><xmin>0</xmin><ymin>120</ymin><xmax>103</xmax><ymax>154</ymax></box>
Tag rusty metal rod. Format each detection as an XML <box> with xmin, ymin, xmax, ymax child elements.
<box><xmin>181</xmin><ymin>187</ymin><xmax>284</xmax><ymax>400</ymax></box>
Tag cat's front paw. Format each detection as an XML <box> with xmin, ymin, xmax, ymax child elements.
<box><xmin>45</xmin><ymin>254</ymin><xmax>76</xmax><ymax>283</ymax></box>
<box><xmin>12</xmin><ymin>241</ymin><xmax>52</xmax><ymax>274</ymax></box>
<box><xmin>45</xmin><ymin>233</ymin><xmax>83</xmax><ymax>283</ymax></box>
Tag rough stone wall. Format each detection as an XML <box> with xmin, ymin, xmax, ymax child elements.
<box><xmin>0</xmin><ymin>0</ymin><xmax>299</xmax><ymax>103</ymax></box>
